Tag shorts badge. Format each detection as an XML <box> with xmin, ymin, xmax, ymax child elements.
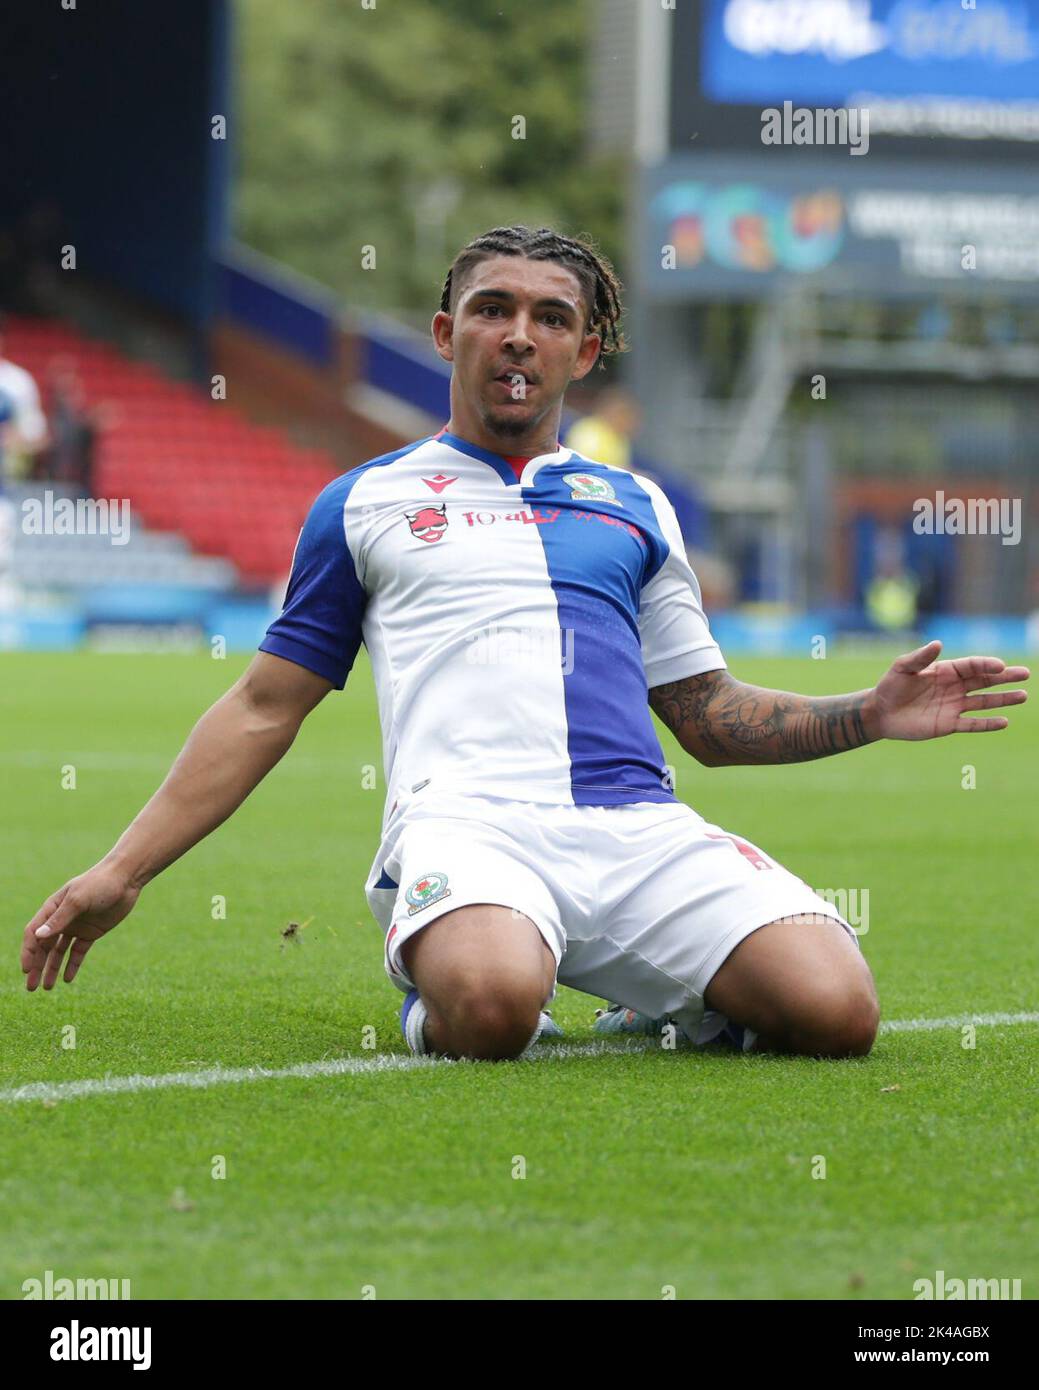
<box><xmin>405</xmin><ymin>871</ymin><xmax>453</xmax><ymax>915</ymax></box>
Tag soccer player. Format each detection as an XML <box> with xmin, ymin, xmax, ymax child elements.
<box><xmin>20</xmin><ymin>226</ymin><xmax>1029</xmax><ymax>1063</ymax></box>
<box><xmin>0</xmin><ymin>313</ymin><xmax>49</xmax><ymax>479</ymax></box>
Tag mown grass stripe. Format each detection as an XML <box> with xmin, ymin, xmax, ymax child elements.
<box><xmin>2</xmin><ymin>1013</ymin><xmax>1036</xmax><ymax>1105</ymax></box>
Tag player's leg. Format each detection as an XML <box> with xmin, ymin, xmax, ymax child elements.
<box><xmin>367</xmin><ymin>794</ymin><xmax>569</xmax><ymax>1061</ymax></box>
<box><xmin>401</xmin><ymin>904</ymin><xmax>557</xmax><ymax>1060</ymax></box>
<box><xmin>571</xmin><ymin>803</ymin><xmax>877</xmax><ymax>1059</ymax></box>
<box><xmin>703</xmin><ymin>913</ymin><xmax>879</xmax><ymax>1057</ymax></box>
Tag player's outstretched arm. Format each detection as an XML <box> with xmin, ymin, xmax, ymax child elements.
<box><xmin>650</xmin><ymin>640</ymin><xmax>1029</xmax><ymax>768</ymax></box>
<box><xmin>20</xmin><ymin>652</ymin><xmax>333</xmax><ymax>991</ymax></box>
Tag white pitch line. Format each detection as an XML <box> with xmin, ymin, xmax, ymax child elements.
<box><xmin>0</xmin><ymin>1041</ymin><xmax>645</xmax><ymax>1104</ymax></box>
<box><xmin>1</xmin><ymin>1013</ymin><xmax>1036</xmax><ymax>1105</ymax></box>
<box><xmin>0</xmin><ymin>1051</ymin><xmax>442</xmax><ymax>1104</ymax></box>
<box><xmin>878</xmin><ymin>1010</ymin><xmax>1039</xmax><ymax>1034</ymax></box>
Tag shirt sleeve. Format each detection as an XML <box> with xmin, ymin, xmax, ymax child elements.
<box><xmin>259</xmin><ymin>475</ymin><xmax>366</xmax><ymax>690</ymax></box>
<box><xmin>635</xmin><ymin>475</ymin><xmax>726</xmax><ymax>689</ymax></box>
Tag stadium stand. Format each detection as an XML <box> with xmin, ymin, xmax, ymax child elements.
<box><xmin>4</xmin><ymin>315</ymin><xmax>339</xmax><ymax>588</ymax></box>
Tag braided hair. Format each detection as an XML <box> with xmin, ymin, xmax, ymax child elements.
<box><xmin>440</xmin><ymin>225</ymin><xmax>628</xmax><ymax>364</ymax></box>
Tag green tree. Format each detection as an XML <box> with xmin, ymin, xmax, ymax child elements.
<box><xmin>234</xmin><ymin>0</ymin><xmax>627</xmax><ymax>324</ymax></box>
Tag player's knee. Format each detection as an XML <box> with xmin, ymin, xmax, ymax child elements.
<box><xmin>790</xmin><ymin>980</ymin><xmax>879</xmax><ymax>1058</ymax></box>
<box><xmin>437</xmin><ymin>975</ymin><xmax>543</xmax><ymax>1060</ymax></box>
<box><xmin>446</xmin><ymin>996</ymin><xmax>542</xmax><ymax>1060</ymax></box>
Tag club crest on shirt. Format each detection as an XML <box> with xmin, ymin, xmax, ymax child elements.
<box><xmin>404</xmin><ymin>503</ymin><xmax>449</xmax><ymax>543</ymax></box>
<box><xmin>563</xmin><ymin>472</ymin><xmax>620</xmax><ymax>505</ymax></box>
<box><xmin>405</xmin><ymin>872</ymin><xmax>452</xmax><ymax>915</ymax></box>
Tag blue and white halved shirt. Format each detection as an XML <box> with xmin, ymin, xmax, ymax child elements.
<box><xmin>260</xmin><ymin>430</ymin><xmax>726</xmax><ymax>830</ymax></box>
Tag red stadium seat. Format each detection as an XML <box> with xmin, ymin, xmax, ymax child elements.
<box><xmin>5</xmin><ymin>313</ymin><xmax>340</xmax><ymax>582</ymax></box>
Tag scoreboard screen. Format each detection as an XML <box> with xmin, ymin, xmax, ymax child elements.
<box><xmin>672</xmin><ymin>0</ymin><xmax>1039</xmax><ymax>156</ymax></box>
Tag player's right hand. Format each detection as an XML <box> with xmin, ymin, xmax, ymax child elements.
<box><xmin>21</xmin><ymin>864</ymin><xmax>142</xmax><ymax>991</ymax></box>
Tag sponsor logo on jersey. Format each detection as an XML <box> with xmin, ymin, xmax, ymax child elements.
<box><xmin>459</xmin><ymin>506</ymin><xmax>645</xmax><ymax>543</ymax></box>
<box><xmin>563</xmin><ymin>472</ymin><xmax>620</xmax><ymax>505</ymax></box>
<box><xmin>404</xmin><ymin>503</ymin><xmax>449</xmax><ymax>543</ymax></box>
<box><xmin>405</xmin><ymin>872</ymin><xmax>452</xmax><ymax>915</ymax></box>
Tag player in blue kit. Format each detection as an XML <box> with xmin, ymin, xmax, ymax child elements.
<box><xmin>21</xmin><ymin>227</ymin><xmax>1029</xmax><ymax>1064</ymax></box>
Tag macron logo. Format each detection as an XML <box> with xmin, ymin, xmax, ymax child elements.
<box><xmin>422</xmin><ymin>475</ymin><xmax>458</xmax><ymax>494</ymax></box>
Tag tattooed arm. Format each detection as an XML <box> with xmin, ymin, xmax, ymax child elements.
<box><xmin>649</xmin><ymin>669</ymin><xmax>874</xmax><ymax>766</ymax></box>
<box><xmin>650</xmin><ymin>642</ymin><xmax>1034</xmax><ymax>772</ymax></box>
<box><xmin>648</xmin><ymin>640</ymin><xmax>1029</xmax><ymax>768</ymax></box>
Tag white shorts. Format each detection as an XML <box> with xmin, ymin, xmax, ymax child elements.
<box><xmin>364</xmin><ymin>791</ymin><xmax>857</xmax><ymax>1039</ymax></box>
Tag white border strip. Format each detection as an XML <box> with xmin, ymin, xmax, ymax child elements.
<box><xmin>1</xmin><ymin>1013</ymin><xmax>1036</xmax><ymax>1105</ymax></box>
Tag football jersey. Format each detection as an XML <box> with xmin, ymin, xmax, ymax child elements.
<box><xmin>260</xmin><ymin>429</ymin><xmax>726</xmax><ymax>833</ymax></box>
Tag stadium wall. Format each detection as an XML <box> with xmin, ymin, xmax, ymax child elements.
<box><xmin>1</xmin><ymin>0</ymin><xmax>229</xmax><ymax>326</ymax></box>
<box><xmin>208</xmin><ymin>320</ymin><xmax>401</xmax><ymax>468</ymax></box>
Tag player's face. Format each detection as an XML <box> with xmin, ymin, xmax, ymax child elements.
<box><xmin>433</xmin><ymin>256</ymin><xmax>601</xmax><ymax>450</ymax></box>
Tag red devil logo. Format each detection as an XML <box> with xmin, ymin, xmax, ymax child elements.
<box><xmin>405</xmin><ymin>503</ymin><xmax>449</xmax><ymax>544</ymax></box>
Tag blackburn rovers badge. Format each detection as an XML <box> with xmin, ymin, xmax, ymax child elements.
<box><xmin>405</xmin><ymin>872</ymin><xmax>452</xmax><ymax>915</ymax></box>
<box><xmin>563</xmin><ymin>472</ymin><xmax>619</xmax><ymax>504</ymax></box>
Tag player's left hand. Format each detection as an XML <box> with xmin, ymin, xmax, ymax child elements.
<box><xmin>865</xmin><ymin>640</ymin><xmax>1030</xmax><ymax>740</ymax></box>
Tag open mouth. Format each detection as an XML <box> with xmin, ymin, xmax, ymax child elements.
<box><xmin>493</xmin><ymin>371</ymin><xmax>536</xmax><ymax>396</ymax></box>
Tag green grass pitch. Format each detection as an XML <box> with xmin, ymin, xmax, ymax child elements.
<box><xmin>1</xmin><ymin>649</ymin><xmax>1035</xmax><ymax>1300</ymax></box>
